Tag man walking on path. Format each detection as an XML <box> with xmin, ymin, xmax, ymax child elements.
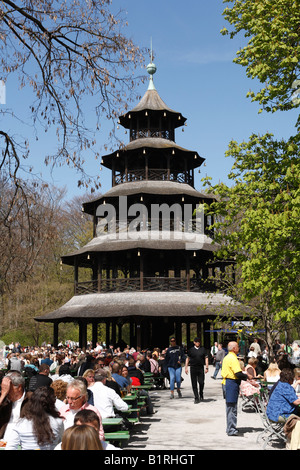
<box><xmin>185</xmin><ymin>337</ymin><xmax>209</xmax><ymax>403</ymax></box>
<box><xmin>212</xmin><ymin>344</ymin><xmax>226</xmax><ymax>380</ymax></box>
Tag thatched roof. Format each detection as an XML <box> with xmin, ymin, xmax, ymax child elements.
<box><xmin>119</xmin><ymin>89</ymin><xmax>186</xmax><ymax>129</ymax></box>
<box><xmin>83</xmin><ymin>181</ymin><xmax>215</xmax><ymax>214</ymax></box>
<box><xmin>101</xmin><ymin>137</ymin><xmax>204</xmax><ymax>169</ymax></box>
<box><xmin>34</xmin><ymin>291</ymin><xmax>245</xmax><ymax>323</ymax></box>
<box><xmin>61</xmin><ymin>232</ymin><xmax>217</xmax><ymax>265</ymax></box>
<box><xmin>131</xmin><ymin>89</ymin><xmax>180</xmax><ymax>114</ymax></box>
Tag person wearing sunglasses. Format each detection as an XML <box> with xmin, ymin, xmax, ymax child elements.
<box><xmin>59</xmin><ymin>379</ymin><xmax>104</xmax><ymax>441</ymax></box>
<box><xmin>165</xmin><ymin>337</ymin><xmax>186</xmax><ymax>399</ymax></box>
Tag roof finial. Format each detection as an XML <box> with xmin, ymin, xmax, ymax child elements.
<box><xmin>147</xmin><ymin>37</ymin><xmax>156</xmax><ymax>90</ymax></box>
<box><xmin>150</xmin><ymin>37</ymin><xmax>154</xmax><ymax>62</ymax></box>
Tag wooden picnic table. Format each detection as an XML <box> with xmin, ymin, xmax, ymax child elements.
<box><xmin>122</xmin><ymin>393</ymin><xmax>138</xmax><ymax>401</ymax></box>
<box><xmin>104</xmin><ymin>431</ymin><xmax>130</xmax><ymax>447</ymax></box>
<box><xmin>131</xmin><ymin>384</ymin><xmax>152</xmax><ymax>391</ymax></box>
<box><xmin>102</xmin><ymin>417</ymin><xmax>123</xmax><ymax>427</ymax></box>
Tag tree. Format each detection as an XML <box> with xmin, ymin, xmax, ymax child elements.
<box><xmin>0</xmin><ymin>0</ymin><xmax>145</xmax><ymax>218</ymax></box>
<box><xmin>203</xmin><ymin>0</ymin><xmax>300</xmax><ymax>351</ymax></box>
<box><xmin>204</xmin><ymin>133</ymin><xmax>300</xmax><ymax>349</ymax></box>
<box><xmin>0</xmin><ymin>177</ymin><xmax>95</xmax><ymax>343</ymax></box>
<box><xmin>221</xmin><ymin>0</ymin><xmax>300</xmax><ymax>122</ymax></box>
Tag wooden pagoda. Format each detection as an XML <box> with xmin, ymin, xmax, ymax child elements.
<box><xmin>35</xmin><ymin>60</ymin><xmax>243</xmax><ymax>350</ymax></box>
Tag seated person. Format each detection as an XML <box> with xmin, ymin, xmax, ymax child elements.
<box><xmin>264</xmin><ymin>361</ymin><xmax>281</xmax><ymax>389</ymax></box>
<box><xmin>0</xmin><ymin>371</ymin><xmax>30</xmax><ymax>441</ymax></box>
<box><xmin>54</xmin><ymin>409</ymin><xmax>120</xmax><ymax>450</ymax></box>
<box><xmin>267</xmin><ymin>369</ymin><xmax>300</xmax><ymax>422</ymax></box>
<box><xmin>28</xmin><ymin>364</ymin><xmax>52</xmax><ymax>392</ymax></box>
<box><xmin>74</xmin><ymin>409</ymin><xmax>120</xmax><ymax>450</ymax></box>
<box><xmin>136</xmin><ymin>354</ymin><xmax>151</xmax><ymax>373</ymax></box>
<box><xmin>121</xmin><ymin>366</ymin><xmax>132</xmax><ymax>389</ymax></box>
<box><xmin>88</xmin><ymin>370</ymin><xmax>128</xmax><ymax>419</ymax></box>
<box><xmin>103</xmin><ymin>367</ymin><xmax>122</xmax><ymax>397</ymax></box>
<box><xmin>244</xmin><ymin>357</ymin><xmax>263</xmax><ymax>380</ymax></box>
<box><xmin>111</xmin><ymin>363</ymin><xmax>131</xmax><ymax>393</ymax></box>
<box><xmin>292</xmin><ymin>368</ymin><xmax>300</xmax><ymax>394</ymax></box>
<box><xmin>127</xmin><ymin>357</ymin><xmax>144</xmax><ymax>386</ymax></box>
<box><xmin>239</xmin><ymin>359</ymin><xmax>260</xmax><ymax>397</ymax></box>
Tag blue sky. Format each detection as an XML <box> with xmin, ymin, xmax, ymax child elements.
<box><xmin>3</xmin><ymin>0</ymin><xmax>299</xmax><ymax>201</ymax></box>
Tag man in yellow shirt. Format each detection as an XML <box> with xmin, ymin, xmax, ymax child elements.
<box><xmin>221</xmin><ymin>341</ymin><xmax>247</xmax><ymax>436</ymax></box>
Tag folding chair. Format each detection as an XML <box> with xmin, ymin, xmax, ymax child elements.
<box><xmin>239</xmin><ymin>391</ymin><xmax>258</xmax><ymax>412</ymax></box>
<box><xmin>255</xmin><ymin>388</ymin><xmax>286</xmax><ymax>449</ymax></box>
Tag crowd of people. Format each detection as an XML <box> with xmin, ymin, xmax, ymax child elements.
<box><xmin>1</xmin><ymin>336</ymin><xmax>300</xmax><ymax>450</ymax></box>
<box><xmin>0</xmin><ymin>339</ymin><xmax>187</xmax><ymax>450</ymax></box>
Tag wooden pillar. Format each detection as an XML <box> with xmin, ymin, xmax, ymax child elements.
<box><xmin>167</xmin><ymin>155</ymin><xmax>170</xmax><ymax>181</ymax></box>
<box><xmin>74</xmin><ymin>258</ymin><xmax>78</xmax><ymax>295</ymax></box>
<box><xmin>136</xmin><ymin>321</ymin><xmax>142</xmax><ymax>350</ymax></box>
<box><xmin>118</xmin><ymin>323</ymin><xmax>122</xmax><ymax>344</ymax></box>
<box><xmin>139</xmin><ymin>250</ymin><xmax>144</xmax><ymax>291</ymax></box>
<box><xmin>197</xmin><ymin>321</ymin><xmax>202</xmax><ymax>340</ymax></box>
<box><xmin>203</xmin><ymin>320</ymin><xmax>211</xmax><ymax>350</ymax></box>
<box><xmin>186</xmin><ymin>321</ymin><xmax>191</xmax><ymax>348</ymax></box>
<box><xmin>53</xmin><ymin>322</ymin><xmax>59</xmax><ymax>348</ymax></box>
<box><xmin>186</xmin><ymin>255</ymin><xmax>190</xmax><ymax>291</ymax></box>
<box><xmin>145</xmin><ymin>155</ymin><xmax>148</xmax><ymax>180</ymax></box>
<box><xmin>79</xmin><ymin>321</ymin><xmax>87</xmax><ymax>349</ymax></box>
<box><xmin>125</xmin><ymin>155</ymin><xmax>128</xmax><ymax>182</ymax></box>
<box><xmin>112</xmin><ymin>160</ymin><xmax>116</xmax><ymax>187</ymax></box>
<box><xmin>106</xmin><ymin>322</ymin><xmax>110</xmax><ymax>346</ymax></box>
<box><xmin>130</xmin><ymin>321</ymin><xmax>135</xmax><ymax>348</ymax></box>
<box><xmin>92</xmin><ymin>322</ymin><xmax>98</xmax><ymax>348</ymax></box>
<box><xmin>97</xmin><ymin>255</ymin><xmax>102</xmax><ymax>292</ymax></box>
<box><xmin>175</xmin><ymin>321</ymin><xmax>182</xmax><ymax>346</ymax></box>
<box><xmin>111</xmin><ymin>322</ymin><xmax>116</xmax><ymax>346</ymax></box>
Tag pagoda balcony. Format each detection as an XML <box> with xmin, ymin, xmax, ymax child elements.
<box><xmin>96</xmin><ymin>219</ymin><xmax>213</xmax><ymax>237</ymax></box>
<box><xmin>74</xmin><ymin>277</ymin><xmax>219</xmax><ymax>295</ymax></box>
<box><xmin>113</xmin><ymin>168</ymin><xmax>193</xmax><ymax>186</ymax></box>
<box><xmin>130</xmin><ymin>128</ymin><xmax>175</xmax><ymax>141</ymax></box>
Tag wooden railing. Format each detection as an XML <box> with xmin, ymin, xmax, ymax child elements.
<box><xmin>75</xmin><ymin>277</ymin><xmax>218</xmax><ymax>295</ymax></box>
<box><xmin>130</xmin><ymin>129</ymin><xmax>174</xmax><ymax>141</ymax></box>
<box><xmin>114</xmin><ymin>169</ymin><xmax>193</xmax><ymax>185</ymax></box>
<box><xmin>96</xmin><ymin>219</ymin><xmax>209</xmax><ymax>236</ymax></box>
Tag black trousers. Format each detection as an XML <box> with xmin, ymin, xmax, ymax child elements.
<box><xmin>190</xmin><ymin>366</ymin><xmax>205</xmax><ymax>399</ymax></box>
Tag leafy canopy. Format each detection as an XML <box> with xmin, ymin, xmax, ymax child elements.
<box><xmin>221</xmin><ymin>0</ymin><xmax>300</xmax><ymax>122</ymax></box>
<box><xmin>207</xmin><ymin>132</ymin><xmax>300</xmax><ymax>321</ymax></box>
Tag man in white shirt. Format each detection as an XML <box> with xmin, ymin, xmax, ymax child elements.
<box><xmin>89</xmin><ymin>370</ymin><xmax>128</xmax><ymax>419</ymax></box>
<box><xmin>250</xmin><ymin>338</ymin><xmax>261</xmax><ymax>356</ymax></box>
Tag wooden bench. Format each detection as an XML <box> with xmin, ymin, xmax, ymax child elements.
<box><xmin>104</xmin><ymin>431</ymin><xmax>130</xmax><ymax>447</ymax></box>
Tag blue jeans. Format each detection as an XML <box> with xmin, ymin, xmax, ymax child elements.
<box><xmin>223</xmin><ymin>381</ymin><xmax>239</xmax><ymax>435</ymax></box>
<box><xmin>168</xmin><ymin>367</ymin><xmax>182</xmax><ymax>391</ymax></box>
<box><xmin>225</xmin><ymin>402</ymin><xmax>238</xmax><ymax>435</ymax></box>
<box><xmin>213</xmin><ymin>360</ymin><xmax>222</xmax><ymax>379</ymax></box>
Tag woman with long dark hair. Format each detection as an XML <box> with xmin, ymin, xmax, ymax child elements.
<box><xmin>5</xmin><ymin>386</ymin><xmax>64</xmax><ymax>450</ymax></box>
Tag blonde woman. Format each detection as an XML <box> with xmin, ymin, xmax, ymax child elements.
<box><xmin>264</xmin><ymin>361</ymin><xmax>281</xmax><ymax>384</ymax></box>
<box><xmin>83</xmin><ymin>369</ymin><xmax>95</xmax><ymax>388</ymax></box>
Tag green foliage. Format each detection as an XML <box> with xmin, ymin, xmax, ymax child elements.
<box><xmin>221</xmin><ymin>0</ymin><xmax>300</xmax><ymax>124</ymax></box>
<box><xmin>205</xmin><ymin>133</ymin><xmax>300</xmax><ymax>322</ymax></box>
<box><xmin>212</xmin><ymin>0</ymin><xmax>300</xmax><ymax>349</ymax></box>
